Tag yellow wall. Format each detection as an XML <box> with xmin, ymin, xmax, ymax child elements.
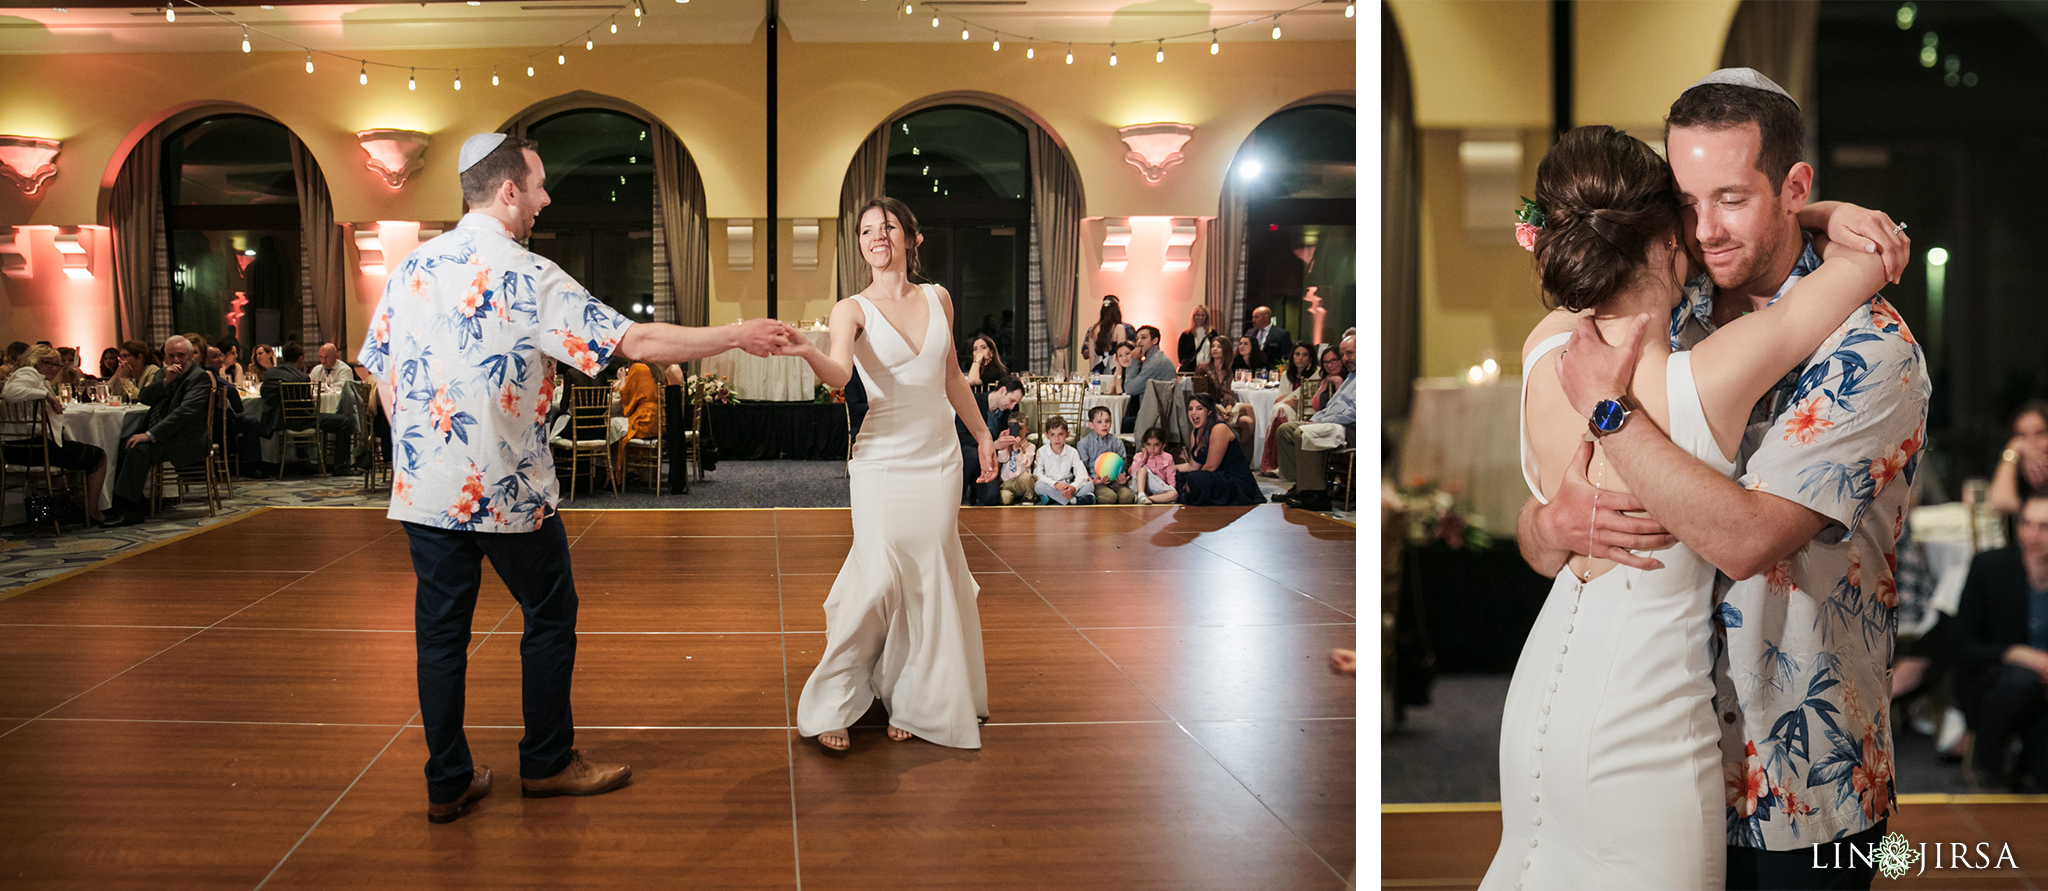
<box><xmin>1392</xmin><ymin>0</ymin><xmax>1736</xmax><ymax>379</ymax></box>
<box><xmin>0</xmin><ymin>29</ymin><xmax>1351</xmax><ymax>362</ymax></box>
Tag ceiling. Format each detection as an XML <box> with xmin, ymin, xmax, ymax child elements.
<box><xmin>0</xmin><ymin>0</ymin><xmax>1358</xmax><ymax>53</ymax></box>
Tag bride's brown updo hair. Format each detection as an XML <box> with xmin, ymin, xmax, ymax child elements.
<box><xmin>1531</xmin><ymin>125</ymin><xmax>1682</xmax><ymax>312</ymax></box>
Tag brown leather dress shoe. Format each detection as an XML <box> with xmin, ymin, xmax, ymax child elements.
<box><xmin>521</xmin><ymin>749</ymin><xmax>631</xmax><ymax>799</ymax></box>
<box><xmin>426</xmin><ymin>766</ymin><xmax>493</xmax><ymax>824</ymax></box>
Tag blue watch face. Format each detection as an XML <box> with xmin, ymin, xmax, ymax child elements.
<box><xmin>1591</xmin><ymin>399</ymin><xmax>1627</xmax><ymax>433</ymax></box>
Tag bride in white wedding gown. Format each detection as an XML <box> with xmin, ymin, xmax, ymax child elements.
<box><xmin>1481</xmin><ymin>127</ymin><xmax>1892</xmax><ymax>890</ymax></box>
<box><xmin>782</xmin><ymin>197</ymin><xmax>998</xmax><ymax>752</ymax></box>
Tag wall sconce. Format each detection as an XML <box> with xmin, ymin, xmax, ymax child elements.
<box><xmin>356</xmin><ymin>129</ymin><xmax>432</xmax><ymax>189</ymax></box>
<box><xmin>726</xmin><ymin>222</ymin><xmax>754</xmax><ymax>271</ymax></box>
<box><xmin>1117</xmin><ymin>123</ymin><xmax>1194</xmax><ymax>184</ymax></box>
<box><xmin>0</xmin><ymin>230</ymin><xmax>29</xmax><ymax>279</ymax></box>
<box><xmin>0</xmin><ymin>136</ymin><xmax>61</xmax><ymax>196</ymax></box>
<box><xmin>1163</xmin><ymin>218</ymin><xmax>1198</xmax><ymax>271</ymax></box>
<box><xmin>354</xmin><ymin>227</ymin><xmax>385</xmax><ymax>275</ymax></box>
<box><xmin>53</xmin><ymin>228</ymin><xmax>94</xmax><ymax>279</ymax></box>
<box><xmin>1099</xmin><ymin>221</ymin><xmax>1131</xmax><ymax>271</ymax></box>
<box><xmin>791</xmin><ymin>219</ymin><xmax>819</xmax><ymax>270</ymax></box>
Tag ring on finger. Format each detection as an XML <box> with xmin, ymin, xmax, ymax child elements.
<box><xmin>1892</xmin><ymin>221</ymin><xmax>1908</xmax><ymax>234</ymax></box>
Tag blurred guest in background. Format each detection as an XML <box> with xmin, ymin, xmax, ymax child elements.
<box><xmin>1082</xmin><ymin>295</ymin><xmax>1135</xmax><ymax>374</ymax></box>
<box><xmin>1177</xmin><ymin>304</ymin><xmax>1214</xmax><ymax>372</ymax></box>
<box><xmin>1989</xmin><ymin>401</ymin><xmax>2048</xmax><ymax>517</ymax></box>
<box><xmin>1952</xmin><ymin>492</ymin><xmax>2048</xmax><ymax>792</ymax></box>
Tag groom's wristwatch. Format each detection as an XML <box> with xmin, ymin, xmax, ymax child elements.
<box><xmin>1587</xmin><ymin>394</ymin><xmax>1638</xmax><ymax>439</ymax></box>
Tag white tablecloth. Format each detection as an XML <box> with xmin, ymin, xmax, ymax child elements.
<box><xmin>700</xmin><ymin>327</ymin><xmax>832</xmax><ymax>402</ymax></box>
<box><xmin>1020</xmin><ymin>391</ymin><xmax>1130</xmax><ymax>438</ymax></box>
<box><xmin>51</xmin><ymin>403</ymin><xmax>149</xmax><ymax>510</ymax></box>
<box><xmin>1398</xmin><ymin>377</ymin><xmax>1524</xmax><ymax>538</ymax></box>
<box><xmin>1232</xmin><ymin>383</ymin><xmax>1283</xmax><ymax>464</ymax></box>
<box><xmin>1910</xmin><ymin>502</ymin><xmax>2007</xmax><ymax>623</ymax></box>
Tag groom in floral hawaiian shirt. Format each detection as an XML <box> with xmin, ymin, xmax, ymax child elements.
<box><xmin>359</xmin><ymin>133</ymin><xmax>787</xmax><ymax>823</ymax></box>
<box><xmin>1522</xmin><ymin>70</ymin><xmax>1928</xmax><ymax>890</ymax></box>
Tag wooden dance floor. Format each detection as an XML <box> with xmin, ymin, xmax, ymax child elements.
<box><xmin>0</xmin><ymin>505</ymin><xmax>1355</xmax><ymax>890</ymax></box>
<box><xmin>1383</xmin><ymin>799</ymin><xmax>2048</xmax><ymax>889</ymax></box>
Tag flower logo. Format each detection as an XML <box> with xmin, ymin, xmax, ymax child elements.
<box><xmin>1873</xmin><ymin>832</ymin><xmax>1921</xmax><ymax>880</ymax></box>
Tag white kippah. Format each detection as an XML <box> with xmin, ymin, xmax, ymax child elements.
<box><xmin>1689</xmin><ymin>67</ymin><xmax>1797</xmax><ymax>107</ymax></box>
<box><xmin>457</xmin><ymin>133</ymin><xmax>510</xmax><ymax>174</ymax></box>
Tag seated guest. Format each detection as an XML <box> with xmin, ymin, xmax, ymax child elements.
<box><xmin>1953</xmin><ymin>492</ymin><xmax>2048</xmax><ymax>792</ymax></box>
<box><xmin>611</xmin><ymin>363</ymin><xmax>660</xmax><ymax>487</ymax></box>
<box><xmin>108</xmin><ymin>340</ymin><xmax>158</xmax><ymax>402</ymax></box>
<box><xmin>1273</xmin><ymin>336</ymin><xmax>1357</xmax><ymax>512</ymax></box>
<box><xmin>993</xmin><ymin>408</ymin><xmax>1037</xmax><ymax>505</ymax></box>
<box><xmin>97</xmin><ymin>347</ymin><xmax>121</xmax><ymax>382</ymax></box>
<box><xmin>1032</xmin><ymin>415</ymin><xmax>1092</xmax><ymax>505</ymax></box>
<box><xmin>1076</xmin><ymin>405</ymin><xmax>1133</xmax><ymax>504</ymax></box>
<box><xmin>249</xmin><ymin>343</ymin><xmax>277</xmax><ymax>380</ymax></box>
<box><xmin>261</xmin><ymin>341</ymin><xmax>354</xmax><ymax>472</ymax></box>
<box><xmin>963</xmin><ymin>333</ymin><xmax>1007</xmax><ymax>388</ymax></box>
<box><xmin>307</xmin><ymin>342</ymin><xmax>350</xmax><ymax>389</ymax></box>
<box><xmin>217</xmin><ymin>344</ymin><xmax>245</xmax><ymax>387</ymax></box>
<box><xmin>3</xmin><ymin>344</ymin><xmax>107</xmax><ymax>524</ymax></box>
<box><xmin>1230</xmin><ymin>335</ymin><xmax>1268</xmax><ymax>375</ymax></box>
<box><xmin>960</xmin><ymin>376</ymin><xmax>1025</xmax><ymax>506</ymax></box>
<box><xmin>1175</xmin><ymin>393</ymin><xmax>1260</xmax><ymax>505</ymax></box>
<box><xmin>1081</xmin><ymin>295</ymin><xmax>1135</xmax><ymax>374</ymax></box>
<box><xmin>55</xmin><ymin>347</ymin><xmax>92</xmax><ymax>384</ymax></box>
<box><xmin>1260</xmin><ymin>343</ymin><xmax>1323</xmax><ymax>474</ymax></box>
<box><xmin>1</xmin><ymin>341</ymin><xmax>27</xmax><ymax>377</ymax></box>
<box><xmin>1121</xmin><ymin>325</ymin><xmax>1176</xmax><ymax>433</ymax></box>
<box><xmin>1192</xmin><ymin>336</ymin><xmax>1258</xmax><ymax>446</ymax></box>
<box><xmin>1103</xmin><ymin>342</ymin><xmax>1134</xmax><ymax>395</ymax></box>
<box><xmin>1246</xmin><ymin>304</ymin><xmax>1293</xmax><ymax>361</ymax></box>
<box><xmin>1130</xmin><ymin>427</ymin><xmax>1178</xmax><ymax>504</ymax></box>
<box><xmin>104</xmin><ymin>336</ymin><xmax>210</xmax><ymax>527</ymax></box>
<box><xmin>1176</xmin><ymin>304</ymin><xmax>1214</xmax><ymax>373</ymax></box>
<box><xmin>1990</xmin><ymin>401</ymin><xmax>2048</xmax><ymax>517</ymax></box>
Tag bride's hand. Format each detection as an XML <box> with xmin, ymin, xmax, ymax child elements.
<box><xmin>1820</xmin><ymin>203</ymin><xmax>1910</xmax><ymax>285</ymax></box>
<box><xmin>976</xmin><ymin>439</ymin><xmax>998</xmax><ymax>483</ymax></box>
<box><xmin>773</xmin><ymin>324</ymin><xmax>812</xmax><ymax>357</ymax></box>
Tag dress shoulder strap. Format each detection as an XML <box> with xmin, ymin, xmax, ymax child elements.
<box><xmin>1519</xmin><ymin>331</ymin><xmax>1573</xmax><ymax>505</ymax></box>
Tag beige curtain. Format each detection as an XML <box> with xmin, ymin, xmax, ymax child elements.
<box><xmin>651</xmin><ymin>121</ymin><xmax>709</xmax><ymax>329</ymax></box>
<box><xmin>1028</xmin><ymin>128</ymin><xmax>1084</xmax><ymax>373</ymax></box>
<box><xmin>288</xmin><ymin>136</ymin><xmax>346</xmax><ymax>350</ymax></box>
<box><xmin>1203</xmin><ymin>185</ymin><xmax>1248</xmax><ymax>336</ymax></box>
<box><xmin>108</xmin><ymin>129</ymin><xmax>169</xmax><ymax>345</ymax></box>
<box><xmin>836</xmin><ymin>125</ymin><xmax>890</xmax><ymax>300</ymax></box>
<box><xmin>1383</xmin><ymin>3</ymin><xmax>1421</xmax><ymax>420</ymax></box>
<box><xmin>1719</xmin><ymin>0</ymin><xmax>1820</xmax><ymax>171</ymax></box>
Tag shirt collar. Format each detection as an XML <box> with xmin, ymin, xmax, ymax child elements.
<box><xmin>457</xmin><ymin>212</ymin><xmax>517</xmax><ymax>240</ymax></box>
<box><xmin>1667</xmin><ymin>233</ymin><xmax>1822</xmax><ymax>347</ymax></box>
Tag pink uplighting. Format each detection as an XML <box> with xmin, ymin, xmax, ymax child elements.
<box><xmin>0</xmin><ymin>136</ymin><xmax>61</xmax><ymax>195</ymax></box>
<box><xmin>1116</xmin><ymin>123</ymin><xmax>1194</xmax><ymax>184</ymax></box>
<box><xmin>356</xmin><ymin>129</ymin><xmax>432</xmax><ymax>189</ymax></box>
<box><xmin>226</xmin><ymin>290</ymin><xmax>249</xmax><ymax>336</ymax></box>
<box><xmin>1084</xmin><ymin>216</ymin><xmax>1205</xmax><ymax>363</ymax></box>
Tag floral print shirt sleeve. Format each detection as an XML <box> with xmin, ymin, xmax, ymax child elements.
<box><xmin>1699</xmin><ymin>237</ymin><xmax>1932</xmax><ymax>851</ymax></box>
<box><xmin>358</xmin><ymin>212</ymin><xmax>633</xmax><ymax>534</ymax></box>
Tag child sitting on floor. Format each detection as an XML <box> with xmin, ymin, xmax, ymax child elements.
<box><xmin>1131</xmin><ymin>426</ymin><xmax>1178</xmax><ymax>504</ymax></box>
<box><xmin>994</xmin><ymin>408</ymin><xmax>1037</xmax><ymax>505</ymax></box>
<box><xmin>1032</xmin><ymin>415</ymin><xmax>1093</xmax><ymax>505</ymax></box>
<box><xmin>1076</xmin><ymin>405</ymin><xmax>1134</xmax><ymax>504</ymax></box>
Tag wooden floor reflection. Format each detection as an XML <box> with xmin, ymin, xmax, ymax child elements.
<box><xmin>0</xmin><ymin>505</ymin><xmax>1356</xmax><ymax>890</ymax></box>
<box><xmin>1382</xmin><ymin>799</ymin><xmax>2048</xmax><ymax>890</ymax></box>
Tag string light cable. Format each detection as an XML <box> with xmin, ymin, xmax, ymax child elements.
<box><xmin>896</xmin><ymin>0</ymin><xmax>1338</xmax><ymax>63</ymax></box>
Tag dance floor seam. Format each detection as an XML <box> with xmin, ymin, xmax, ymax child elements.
<box><xmin>0</xmin><ymin>506</ymin><xmax>1357</xmax><ymax>890</ymax></box>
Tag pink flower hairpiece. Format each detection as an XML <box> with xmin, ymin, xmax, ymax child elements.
<box><xmin>1514</xmin><ymin>197</ymin><xmax>1545</xmax><ymax>252</ymax></box>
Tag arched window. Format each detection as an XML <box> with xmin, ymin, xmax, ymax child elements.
<box><xmin>163</xmin><ymin>114</ymin><xmax>302</xmax><ymax>350</ymax></box>
<box><xmin>884</xmin><ymin>106</ymin><xmax>1031</xmax><ymax>371</ymax></box>
<box><xmin>1237</xmin><ymin>105</ymin><xmax>1356</xmax><ymax>350</ymax></box>
<box><xmin>525</xmin><ymin>109</ymin><xmax>656</xmax><ymax>322</ymax></box>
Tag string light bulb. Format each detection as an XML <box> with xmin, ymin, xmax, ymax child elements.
<box><xmin>453</xmin><ymin>71</ymin><xmax>462</xmax><ymax>90</ymax></box>
<box><xmin>633</xmin><ymin>1</ymin><xmax>641</xmax><ymax>16</ymax></box>
<box><xmin>492</xmin><ymin>65</ymin><xmax>499</xmax><ymax>86</ymax></box>
<box><xmin>993</xmin><ymin>37</ymin><xmax>1000</xmax><ymax>51</ymax></box>
<box><xmin>165</xmin><ymin>6</ymin><xmax>174</xmax><ymax>22</ymax></box>
<box><xmin>1065</xmin><ymin>43</ymin><xmax>1073</xmax><ymax>65</ymax></box>
<box><xmin>359</xmin><ymin>62</ymin><xmax>367</xmax><ymax>85</ymax></box>
<box><xmin>585</xmin><ymin>38</ymin><xmax>594</xmax><ymax>50</ymax></box>
<box><xmin>961</xmin><ymin>28</ymin><xmax>969</xmax><ymax>40</ymax></box>
<box><xmin>1211</xmin><ymin>30</ymin><xmax>1219</xmax><ymax>54</ymax></box>
<box><xmin>558</xmin><ymin>52</ymin><xmax>566</xmax><ymax>64</ymax></box>
<box><xmin>1109</xmin><ymin>42</ymin><xmax>1117</xmax><ymax>66</ymax></box>
<box><xmin>904</xmin><ymin>1</ymin><xmax>912</xmax><ymax>12</ymax></box>
<box><xmin>304</xmin><ymin>52</ymin><xmax>313</xmax><ymax>73</ymax></box>
<box><xmin>407</xmin><ymin>68</ymin><xmax>416</xmax><ymax>91</ymax></box>
<box><xmin>527</xmin><ymin>63</ymin><xmax>535</xmax><ymax>76</ymax></box>
<box><xmin>931</xmin><ymin>15</ymin><xmax>938</xmax><ymax>27</ymax></box>
<box><xmin>240</xmin><ymin>26</ymin><xmax>250</xmax><ymax>53</ymax></box>
<box><xmin>1271</xmin><ymin>15</ymin><xmax>1281</xmax><ymax>39</ymax></box>
<box><xmin>1156</xmin><ymin>39</ymin><xmax>1164</xmax><ymax>63</ymax></box>
<box><xmin>610</xmin><ymin>21</ymin><xmax>617</xmax><ymax>33</ymax></box>
<box><xmin>1026</xmin><ymin>44</ymin><xmax>1035</xmax><ymax>59</ymax></box>
<box><xmin>1344</xmin><ymin>1</ymin><xmax>1354</xmax><ymax>16</ymax></box>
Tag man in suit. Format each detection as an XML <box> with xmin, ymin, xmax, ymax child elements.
<box><xmin>105</xmin><ymin>336</ymin><xmax>212</xmax><ymax>527</ymax></box>
<box><xmin>1245</xmin><ymin>305</ymin><xmax>1294</xmax><ymax>365</ymax></box>
<box><xmin>958</xmin><ymin>376</ymin><xmax>1025</xmax><ymax>505</ymax></box>
<box><xmin>1121</xmin><ymin>325</ymin><xmax>1176</xmax><ymax>433</ymax></box>
<box><xmin>1953</xmin><ymin>492</ymin><xmax>2048</xmax><ymax>792</ymax></box>
<box><xmin>259</xmin><ymin>341</ymin><xmax>355</xmax><ymax>473</ymax></box>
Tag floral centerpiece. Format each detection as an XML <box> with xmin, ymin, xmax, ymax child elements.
<box><xmin>814</xmin><ymin>382</ymin><xmax>846</xmax><ymax>404</ymax></box>
<box><xmin>685</xmin><ymin>373</ymin><xmax>739</xmax><ymax>407</ymax></box>
<box><xmin>1388</xmin><ymin>478</ymin><xmax>1492</xmax><ymax>550</ymax></box>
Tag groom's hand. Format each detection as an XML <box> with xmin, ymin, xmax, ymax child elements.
<box><xmin>1537</xmin><ymin>439</ymin><xmax>1676</xmax><ymax>571</ymax></box>
<box><xmin>1556</xmin><ymin>313</ymin><xmax>1650</xmax><ymax>419</ymax></box>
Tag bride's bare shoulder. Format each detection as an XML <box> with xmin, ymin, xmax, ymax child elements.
<box><xmin>1521</xmin><ymin>308</ymin><xmax>1586</xmax><ymax>360</ymax></box>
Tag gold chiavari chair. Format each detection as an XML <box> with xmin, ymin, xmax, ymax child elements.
<box><xmin>550</xmin><ymin>385</ymin><xmax>616</xmax><ymax>501</ymax></box>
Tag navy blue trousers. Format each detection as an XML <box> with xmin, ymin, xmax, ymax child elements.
<box><xmin>405</xmin><ymin>514</ymin><xmax>578</xmax><ymax>804</ymax></box>
<box><xmin>1728</xmin><ymin>819</ymin><xmax>1887</xmax><ymax>890</ymax></box>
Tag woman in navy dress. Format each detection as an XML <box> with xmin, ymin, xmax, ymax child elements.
<box><xmin>1174</xmin><ymin>393</ymin><xmax>1261</xmax><ymax>506</ymax></box>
